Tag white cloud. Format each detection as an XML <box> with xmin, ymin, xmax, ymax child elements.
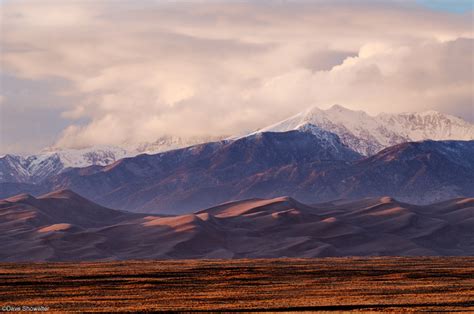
<box><xmin>1</xmin><ymin>1</ymin><xmax>473</xmax><ymax>151</ymax></box>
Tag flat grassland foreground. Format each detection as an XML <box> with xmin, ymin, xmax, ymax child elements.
<box><xmin>0</xmin><ymin>257</ymin><xmax>473</xmax><ymax>312</ymax></box>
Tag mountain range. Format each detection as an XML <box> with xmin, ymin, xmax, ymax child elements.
<box><xmin>2</xmin><ymin>105</ymin><xmax>473</xmax><ymax>185</ymax></box>
<box><xmin>1</xmin><ymin>105</ymin><xmax>473</xmax><ymax>213</ymax></box>
<box><xmin>1</xmin><ymin>131</ymin><xmax>472</xmax><ymax>213</ymax></box>
<box><xmin>0</xmin><ymin>136</ymin><xmax>224</xmax><ymax>184</ymax></box>
<box><xmin>1</xmin><ymin>189</ymin><xmax>473</xmax><ymax>261</ymax></box>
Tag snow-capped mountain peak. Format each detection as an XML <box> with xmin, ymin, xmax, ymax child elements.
<box><xmin>251</xmin><ymin>105</ymin><xmax>474</xmax><ymax>156</ymax></box>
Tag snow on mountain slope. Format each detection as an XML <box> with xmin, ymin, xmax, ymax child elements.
<box><xmin>130</xmin><ymin>135</ymin><xmax>227</xmax><ymax>155</ymax></box>
<box><xmin>377</xmin><ymin>111</ymin><xmax>474</xmax><ymax>142</ymax></box>
<box><xmin>0</xmin><ymin>155</ymin><xmax>31</xmax><ymax>183</ymax></box>
<box><xmin>252</xmin><ymin>104</ymin><xmax>474</xmax><ymax>155</ymax></box>
<box><xmin>39</xmin><ymin>146</ymin><xmax>129</xmax><ymax>168</ymax></box>
<box><xmin>0</xmin><ymin>146</ymin><xmax>129</xmax><ymax>183</ymax></box>
<box><xmin>0</xmin><ymin>136</ymin><xmax>225</xmax><ymax>184</ymax></box>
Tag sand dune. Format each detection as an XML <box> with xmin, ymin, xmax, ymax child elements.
<box><xmin>38</xmin><ymin>223</ymin><xmax>73</xmax><ymax>233</ymax></box>
<box><xmin>0</xmin><ymin>190</ymin><xmax>473</xmax><ymax>261</ymax></box>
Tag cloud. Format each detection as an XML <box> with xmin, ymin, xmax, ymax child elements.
<box><xmin>250</xmin><ymin>38</ymin><xmax>473</xmax><ymax>116</ymax></box>
<box><xmin>0</xmin><ymin>0</ymin><xmax>473</xmax><ymax>152</ymax></box>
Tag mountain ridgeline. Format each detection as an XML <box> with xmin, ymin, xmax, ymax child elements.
<box><xmin>2</xmin><ymin>106</ymin><xmax>473</xmax><ymax>183</ymax></box>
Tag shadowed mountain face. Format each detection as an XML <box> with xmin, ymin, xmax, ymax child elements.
<box><xmin>312</xmin><ymin>140</ymin><xmax>474</xmax><ymax>204</ymax></box>
<box><xmin>43</xmin><ymin>130</ymin><xmax>362</xmax><ymax>213</ymax></box>
<box><xmin>0</xmin><ymin>132</ymin><xmax>473</xmax><ymax>214</ymax></box>
<box><xmin>1</xmin><ymin>190</ymin><xmax>473</xmax><ymax>261</ymax></box>
<box><xmin>52</xmin><ymin>136</ymin><xmax>474</xmax><ymax>213</ymax></box>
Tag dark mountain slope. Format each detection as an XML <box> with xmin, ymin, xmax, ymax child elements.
<box><xmin>46</xmin><ymin>130</ymin><xmax>360</xmax><ymax>213</ymax></box>
<box><xmin>312</xmin><ymin>140</ymin><xmax>474</xmax><ymax>203</ymax></box>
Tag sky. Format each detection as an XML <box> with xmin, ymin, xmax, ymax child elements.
<box><xmin>416</xmin><ymin>0</ymin><xmax>472</xmax><ymax>13</ymax></box>
<box><xmin>0</xmin><ymin>0</ymin><xmax>473</xmax><ymax>154</ymax></box>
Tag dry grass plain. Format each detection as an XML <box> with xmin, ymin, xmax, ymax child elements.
<box><xmin>0</xmin><ymin>257</ymin><xmax>473</xmax><ymax>312</ymax></box>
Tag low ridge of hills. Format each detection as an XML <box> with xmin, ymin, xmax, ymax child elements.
<box><xmin>1</xmin><ymin>189</ymin><xmax>473</xmax><ymax>261</ymax></box>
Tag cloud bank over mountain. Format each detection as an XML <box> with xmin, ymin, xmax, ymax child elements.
<box><xmin>1</xmin><ymin>1</ymin><xmax>473</xmax><ymax>153</ymax></box>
